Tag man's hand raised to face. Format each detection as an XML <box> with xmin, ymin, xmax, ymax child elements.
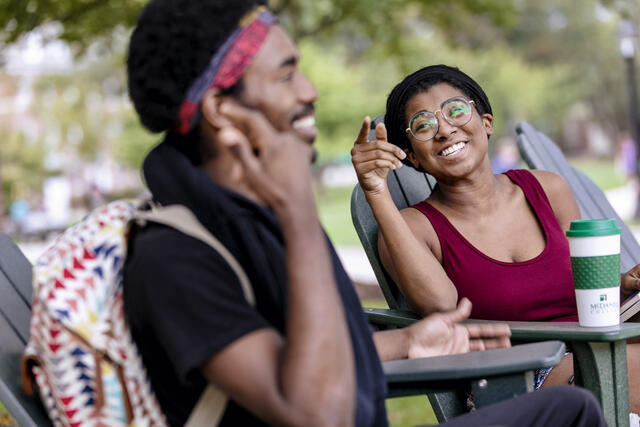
<box><xmin>218</xmin><ymin>100</ymin><xmax>316</xmax><ymax>211</ymax></box>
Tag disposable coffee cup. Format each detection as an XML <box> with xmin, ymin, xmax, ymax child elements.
<box><xmin>566</xmin><ymin>219</ymin><xmax>622</xmax><ymax>327</ymax></box>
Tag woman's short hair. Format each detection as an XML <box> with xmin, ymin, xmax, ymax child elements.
<box><xmin>384</xmin><ymin>64</ymin><xmax>492</xmax><ymax>166</ymax></box>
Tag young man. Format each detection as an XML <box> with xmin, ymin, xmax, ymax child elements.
<box><xmin>124</xmin><ymin>1</ymin><xmax>606</xmax><ymax>425</ymax></box>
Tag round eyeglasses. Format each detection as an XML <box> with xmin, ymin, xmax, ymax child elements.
<box><xmin>406</xmin><ymin>97</ymin><xmax>475</xmax><ymax>142</ymax></box>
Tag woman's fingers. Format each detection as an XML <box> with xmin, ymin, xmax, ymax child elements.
<box><xmin>352</xmin><ymin>140</ymin><xmax>406</xmax><ymax>159</ymax></box>
<box><xmin>374</xmin><ymin>122</ymin><xmax>388</xmax><ymax>142</ymax></box>
<box><xmin>355</xmin><ymin>116</ymin><xmax>371</xmax><ymax>144</ymax></box>
<box><xmin>355</xmin><ymin>159</ymin><xmax>401</xmax><ymax>174</ymax></box>
<box><xmin>352</xmin><ymin>149</ymin><xmax>404</xmax><ymax>168</ymax></box>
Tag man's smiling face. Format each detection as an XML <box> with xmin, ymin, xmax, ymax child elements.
<box><xmin>233</xmin><ymin>25</ymin><xmax>319</xmax><ymax>145</ymax></box>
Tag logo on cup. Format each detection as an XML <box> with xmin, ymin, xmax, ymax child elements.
<box><xmin>600</xmin><ymin>294</ymin><xmax>607</xmax><ymax>302</ymax></box>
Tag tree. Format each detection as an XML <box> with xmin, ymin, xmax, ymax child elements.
<box><xmin>0</xmin><ymin>0</ymin><xmax>516</xmax><ymax>54</ymax></box>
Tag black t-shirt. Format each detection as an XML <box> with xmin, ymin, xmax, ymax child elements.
<box><xmin>123</xmin><ymin>205</ymin><xmax>388</xmax><ymax>426</ymax></box>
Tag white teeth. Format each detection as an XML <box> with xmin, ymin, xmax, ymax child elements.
<box><xmin>293</xmin><ymin>116</ymin><xmax>315</xmax><ymax>130</ymax></box>
<box><xmin>440</xmin><ymin>142</ymin><xmax>466</xmax><ymax>156</ymax></box>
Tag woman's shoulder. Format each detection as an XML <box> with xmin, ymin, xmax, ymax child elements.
<box><xmin>525</xmin><ymin>169</ymin><xmax>581</xmax><ymax>228</ymax></box>
<box><xmin>399</xmin><ymin>203</ymin><xmax>442</xmax><ymax>253</ymax></box>
<box><xmin>526</xmin><ymin>169</ymin><xmax>572</xmax><ymax>198</ymax></box>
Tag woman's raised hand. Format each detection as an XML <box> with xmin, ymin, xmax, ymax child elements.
<box><xmin>351</xmin><ymin>117</ymin><xmax>407</xmax><ymax>196</ymax></box>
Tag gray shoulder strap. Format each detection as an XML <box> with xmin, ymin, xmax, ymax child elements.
<box><xmin>132</xmin><ymin>204</ymin><xmax>255</xmax><ymax>426</ymax></box>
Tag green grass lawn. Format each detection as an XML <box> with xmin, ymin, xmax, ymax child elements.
<box><xmin>568</xmin><ymin>158</ymin><xmax>626</xmax><ymax>191</ymax></box>
<box><xmin>315</xmin><ymin>185</ymin><xmax>361</xmax><ymax>246</ymax></box>
<box><xmin>0</xmin><ymin>401</ymin><xmax>16</xmax><ymax>427</ymax></box>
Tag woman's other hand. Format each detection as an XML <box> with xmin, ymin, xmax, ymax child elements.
<box><xmin>622</xmin><ymin>264</ymin><xmax>640</xmax><ymax>300</ymax></box>
<box><xmin>351</xmin><ymin>116</ymin><xmax>406</xmax><ymax>196</ymax></box>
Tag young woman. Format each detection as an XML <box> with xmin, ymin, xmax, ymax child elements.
<box><xmin>351</xmin><ymin>64</ymin><xmax>640</xmax><ymax>408</ymax></box>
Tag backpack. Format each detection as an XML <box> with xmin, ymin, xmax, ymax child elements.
<box><xmin>21</xmin><ymin>199</ymin><xmax>255</xmax><ymax>427</ymax></box>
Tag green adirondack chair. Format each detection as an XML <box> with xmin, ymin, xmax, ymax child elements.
<box><xmin>0</xmin><ymin>233</ymin><xmax>51</xmax><ymax>426</ymax></box>
<box><xmin>351</xmin><ymin>115</ymin><xmax>640</xmax><ymax>427</ymax></box>
<box><xmin>0</xmin><ymin>232</ymin><xmax>566</xmax><ymax>425</ymax></box>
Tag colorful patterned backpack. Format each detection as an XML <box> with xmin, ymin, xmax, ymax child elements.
<box><xmin>21</xmin><ymin>200</ymin><xmax>255</xmax><ymax>427</ymax></box>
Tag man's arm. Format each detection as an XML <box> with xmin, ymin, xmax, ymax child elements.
<box><xmin>200</xmin><ymin>102</ymin><xmax>355</xmax><ymax>426</ymax></box>
<box><xmin>373</xmin><ymin>299</ymin><xmax>511</xmax><ymax>362</ymax></box>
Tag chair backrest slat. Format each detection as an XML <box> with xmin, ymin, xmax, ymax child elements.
<box><xmin>516</xmin><ymin>121</ymin><xmax>640</xmax><ymax>273</ymax></box>
<box><xmin>0</xmin><ymin>233</ymin><xmax>50</xmax><ymax>426</ymax></box>
<box><xmin>0</xmin><ymin>234</ymin><xmax>33</xmax><ymax>305</ymax></box>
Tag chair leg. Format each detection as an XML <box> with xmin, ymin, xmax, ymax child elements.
<box><xmin>572</xmin><ymin>340</ymin><xmax>629</xmax><ymax>427</ymax></box>
<box><xmin>427</xmin><ymin>391</ymin><xmax>467</xmax><ymax>423</ymax></box>
<box><xmin>472</xmin><ymin>371</ymin><xmax>534</xmax><ymax>409</ymax></box>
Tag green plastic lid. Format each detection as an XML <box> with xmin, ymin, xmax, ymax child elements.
<box><xmin>566</xmin><ymin>219</ymin><xmax>621</xmax><ymax>237</ymax></box>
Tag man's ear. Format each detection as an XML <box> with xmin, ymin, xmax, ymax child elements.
<box><xmin>482</xmin><ymin>113</ymin><xmax>494</xmax><ymax>137</ymax></box>
<box><xmin>201</xmin><ymin>88</ymin><xmax>233</xmax><ymax>129</ymax></box>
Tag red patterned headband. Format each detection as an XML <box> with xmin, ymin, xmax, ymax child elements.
<box><xmin>175</xmin><ymin>6</ymin><xmax>277</xmax><ymax>134</ymax></box>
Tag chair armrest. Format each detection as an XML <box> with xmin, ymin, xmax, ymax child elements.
<box><xmin>365</xmin><ymin>308</ymin><xmax>640</xmax><ymax>342</ymax></box>
<box><xmin>384</xmin><ymin>341</ymin><xmax>565</xmax><ymax>384</ymax></box>
<box><xmin>465</xmin><ymin>319</ymin><xmax>640</xmax><ymax>342</ymax></box>
<box><xmin>365</xmin><ymin>307</ymin><xmax>419</xmax><ymax>328</ymax></box>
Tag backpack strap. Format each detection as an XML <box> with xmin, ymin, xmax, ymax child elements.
<box><xmin>133</xmin><ymin>204</ymin><xmax>255</xmax><ymax>427</ymax></box>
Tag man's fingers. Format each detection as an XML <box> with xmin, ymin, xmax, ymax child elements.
<box><xmin>219</xmin><ymin>101</ymin><xmax>260</xmax><ymax>127</ymax></box>
<box><xmin>468</xmin><ymin>337</ymin><xmax>511</xmax><ymax>352</ymax></box>
<box><xmin>220</xmin><ymin>127</ymin><xmax>259</xmax><ymax>171</ymax></box>
<box><xmin>355</xmin><ymin>117</ymin><xmax>371</xmax><ymax>144</ymax></box>
<box><xmin>440</xmin><ymin>298</ymin><xmax>472</xmax><ymax>325</ymax></box>
<box><xmin>219</xmin><ymin>101</ymin><xmax>271</xmax><ymax>151</ymax></box>
<box><xmin>465</xmin><ymin>323</ymin><xmax>511</xmax><ymax>339</ymax></box>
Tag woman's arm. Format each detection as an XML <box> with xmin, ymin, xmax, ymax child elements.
<box><xmin>351</xmin><ymin>118</ymin><xmax>458</xmax><ymax>315</ymax></box>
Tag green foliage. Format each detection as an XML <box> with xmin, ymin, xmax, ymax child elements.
<box><xmin>0</xmin><ymin>130</ymin><xmax>48</xmax><ymax>210</ymax></box>
<box><xmin>300</xmin><ymin>41</ymin><xmax>393</xmax><ymax>160</ymax></box>
<box><xmin>0</xmin><ymin>0</ymin><xmax>516</xmax><ymax>54</ymax></box>
<box><xmin>301</xmin><ymin>30</ymin><xmax>574</xmax><ymax>164</ymax></box>
<box><xmin>0</xmin><ymin>0</ymin><xmax>145</xmax><ymax>47</ymax></box>
<box><xmin>113</xmin><ymin>112</ymin><xmax>159</xmax><ymax>170</ymax></box>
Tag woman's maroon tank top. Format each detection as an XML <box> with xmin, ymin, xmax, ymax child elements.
<box><xmin>412</xmin><ymin>169</ymin><xmax>578</xmax><ymax>322</ymax></box>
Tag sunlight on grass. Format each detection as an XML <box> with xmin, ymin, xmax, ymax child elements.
<box><xmin>568</xmin><ymin>158</ymin><xmax>625</xmax><ymax>191</ymax></box>
<box><xmin>387</xmin><ymin>396</ymin><xmax>438</xmax><ymax>427</ymax></box>
<box><xmin>315</xmin><ymin>185</ymin><xmax>360</xmax><ymax>246</ymax></box>
<box><xmin>0</xmin><ymin>401</ymin><xmax>16</xmax><ymax>427</ymax></box>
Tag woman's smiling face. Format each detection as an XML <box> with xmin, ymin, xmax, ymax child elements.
<box><xmin>404</xmin><ymin>83</ymin><xmax>493</xmax><ymax>180</ymax></box>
